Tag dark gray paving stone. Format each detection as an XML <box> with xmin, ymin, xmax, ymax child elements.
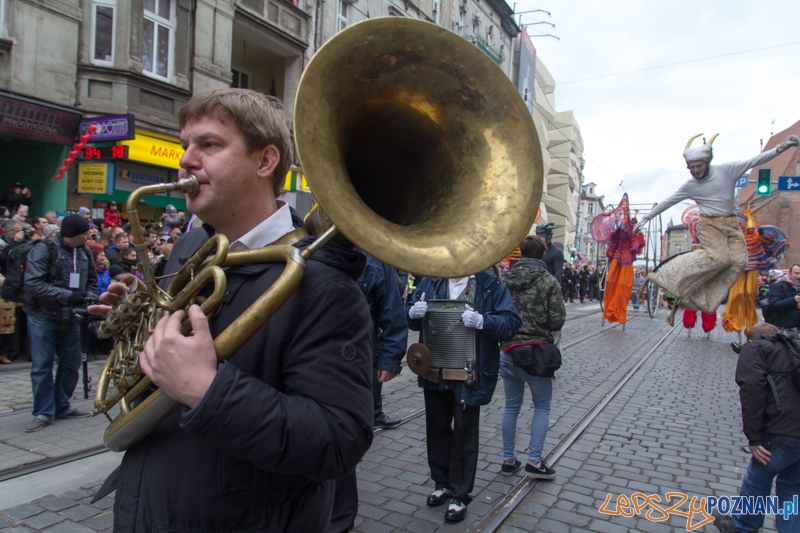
<box><xmin>0</xmin><ymin>504</ymin><xmax>42</xmax><ymax>521</ymax></box>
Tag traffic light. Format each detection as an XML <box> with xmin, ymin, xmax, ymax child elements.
<box><xmin>757</xmin><ymin>168</ymin><xmax>772</xmax><ymax>195</ymax></box>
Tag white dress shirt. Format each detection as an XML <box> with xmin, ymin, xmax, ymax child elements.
<box><xmin>228</xmin><ymin>201</ymin><xmax>295</xmax><ymax>252</ymax></box>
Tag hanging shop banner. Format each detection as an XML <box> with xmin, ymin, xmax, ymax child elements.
<box><xmin>0</xmin><ymin>92</ymin><xmax>82</xmax><ymax>145</ymax></box>
<box><xmin>115</xmin><ymin>162</ymin><xmax>169</xmax><ymax>195</ymax></box>
<box><xmin>120</xmin><ymin>131</ymin><xmax>183</xmax><ymax>169</ymax></box>
<box><xmin>79</xmin><ymin>114</ymin><xmax>136</xmax><ymax>142</ymax></box>
<box><xmin>78</xmin><ymin>163</ymin><xmax>114</xmax><ymax>195</ymax></box>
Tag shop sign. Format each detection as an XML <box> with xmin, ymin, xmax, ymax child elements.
<box><xmin>79</xmin><ymin>114</ymin><xmax>136</xmax><ymax>142</ymax></box>
<box><xmin>284</xmin><ymin>168</ymin><xmax>310</xmax><ymax>192</ymax></box>
<box><xmin>0</xmin><ymin>92</ymin><xmax>82</xmax><ymax>145</ymax></box>
<box><xmin>78</xmin><ymin>163</ymin><xmax>114</xmax><ymax>195</ymax></box>
<box><xmin>120</xmin><ymin>132</ymin><xmax>184</xmax><ymax>169</ymax></box>
<box><xmin>115</xmin><ymin>162</ymin><xmax>169</xmax><ymax>195</ymax></box>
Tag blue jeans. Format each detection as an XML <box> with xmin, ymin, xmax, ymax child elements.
<box><xmin>500</xmin><ymin>352</ymin><xmax>553</xmax><ymax>463</ymax></box>
<box><xmin>733</xmin><ymin>434</ymin><xmax>800</xmax><ymax>533</ymax></box>
<box><xmin>28</xmin><ymin>315</ymin><xmax>82</xmax><ymax>421</ymax></box>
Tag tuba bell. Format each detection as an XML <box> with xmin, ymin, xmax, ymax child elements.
<box><xmin>92</xmin><ymin>17</ymin><xmax>543</xmax><ymax>452</ymax></box>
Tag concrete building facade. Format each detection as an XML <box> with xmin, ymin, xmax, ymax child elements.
<box><xmin>660</xmin><ymin>221</ymin><xmax>691</xmax><ymax>261</ymax></box>
<box><xmin>577</xmin><ymin>181</ymin><xmax>605</xmax><ymax>266</ymax></box>
<box><xmin>0</xmin><ymin>0</ymin><xmax>582</xmax><ymax>227</ymax></box>
<box><xmin>526</xmin><ymin>58</ymin><xmax>583</xmax><ymax>248</ymax></box>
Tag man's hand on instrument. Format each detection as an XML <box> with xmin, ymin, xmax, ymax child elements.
<box><xmin>409</xmin><ymin>294</ymin><xmax>428</xmax><ymax>319</ymax></box>
<box><xmin>87</xmin><ymin>273</ymin><xmax>146</xmax><ymax>318</ymax></box>
<box><xmin>140</xmin><ymin>305</ymin><xmax>217</xmax><ymax>408</ymax></box>
<box><xmin>777</xmin><ymin>135</ymin><xmax>800</xmax><ymax>154</ymax></box>
<box><xmin>461</xmin><ymin>306</ymin><xmax>484</xmax><ymax>329</ymax></box>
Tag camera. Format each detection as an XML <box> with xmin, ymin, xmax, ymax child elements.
<box><xmin>62</xmin><ymin>306</ymin><xmax>92</xmax><ymax>323</ymax></box>
<box><xmin>61</xmin><ymin>298</ymin><xmax>101</xmax><ymax>323</ymax></box>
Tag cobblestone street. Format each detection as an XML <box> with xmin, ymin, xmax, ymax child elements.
<box><xmin>0</xmin><ymin>304</ymin><xmax>782</xmax><ymax>532</ymax></box>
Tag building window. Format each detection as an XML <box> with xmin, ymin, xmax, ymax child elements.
<box><xmin>675</xmin><ymin>244</ymin><xmax>681</xmax><ymax>254</ymax></box>
<box><xmin>142</xmin><ymin>0</ymin><xmax>174</xmax><ymax>80</ymax></box>
<box><xmin>432</xmin><ymin>0</ymin><xmax>439</xmax><ymax>24</ymax></box>
<box><xmin>588</xmin><ymin>203</ymin><xmax>594</xmax><ymax>215</ymax></box>
<box><xmin>231</xmin><ymin>68</ymin><xmax>251</xmax><ymax>89</ymax></box>
<box><xmin>457</xmin><ymin>9</ymin><xmax>465</xmax><ymax>35</ymax></box>
<box><xmin>92</xmin><ymin>1</ymin><xmax>116</xmax><ymax>65</ymax></box>
<box><xmin>472</xmin><ymin>17</ymin><xmax>479</xmax><ymax>35</ymax></box>
<box><xmin>336</xmin><ymin>0</ymin><xmax>348</xmax><ymax>32</ymax></box>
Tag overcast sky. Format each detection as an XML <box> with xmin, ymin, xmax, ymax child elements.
<box><xmin>511</xmin><ymin>0</ymin><xmax>800</xmax><ymax>230</ymax></box>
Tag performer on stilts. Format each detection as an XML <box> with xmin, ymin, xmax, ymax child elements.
<box><xmin>679</xmin><ymin>205</ymin><xmax>719</xmax><ymax>334</ymax></box>
<box><xmin>721</xmin><ymin>209</ymin><xmax>790</xmax><ymax>335</ymax></box>
<box><xmin>591</xmin><ymin>194</ymin><xmax>643</xmax><ymax>325</ymax></box>
<box><xmin>635</xmin><ymin>133</ymin><xmax>799</xmax><ymax>325</ymax></box>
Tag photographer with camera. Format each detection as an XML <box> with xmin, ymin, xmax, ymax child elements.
<box><xmin>23</xmin><ymin>214</ymin><xmax>97</xmax><ymax>432</ymax></box>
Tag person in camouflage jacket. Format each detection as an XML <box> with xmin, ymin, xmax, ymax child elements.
<box><xmin>502</xmin><ymin>238</ymin><xmax>566</xmax><ymax>345</ymax></box>
<box><xmin>498</xmin><ymin>235</ymin><xmax>566</xmax><ymax>480</ymax></box>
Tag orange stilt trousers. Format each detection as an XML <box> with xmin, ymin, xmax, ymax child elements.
<box><xmin>602</xmin><ymin>260</ymin><xmax>633</xmax><ymax>325</ymax></box>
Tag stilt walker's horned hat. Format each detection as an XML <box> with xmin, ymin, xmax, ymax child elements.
<box><xmin>683</xmin><ymin>133</ymin><xmax>718</xmax><ymax>164</ymax></box>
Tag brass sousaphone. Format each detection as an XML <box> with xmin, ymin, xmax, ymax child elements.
<box><xmin>92</xmin><ymin>17</ymin><xmax>543</xmax><ymax>452</ymax></box>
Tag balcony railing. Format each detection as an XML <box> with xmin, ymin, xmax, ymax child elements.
<box><xmin>464</xmin><ymin>34</ymin><xmax>505</xmax><ymax>65</ymax></box>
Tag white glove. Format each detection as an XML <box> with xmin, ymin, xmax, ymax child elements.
<box><xmin>409</xmin><ymin>299</ymin><xmax>428</xmax><ymax>319</ymax></box>
<box><xmin>461</xmin><ymin>308</ymin><xmax>484</xmax><ymax>329</ymax></box>
<box><xmin>634</xmin><ymin>218</ymin><xmax>648</xmax><ymax>234</ymax></box>
<box><xmin>778</xmin><ymin>135</ymin><xmax>800</xmax><ymax>154</ymax></box>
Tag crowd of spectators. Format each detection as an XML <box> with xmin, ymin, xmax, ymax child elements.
<box><xmin>0</xmin><ymin>186</ymin><xmax>186</xmax><ymax>364</ymax></box>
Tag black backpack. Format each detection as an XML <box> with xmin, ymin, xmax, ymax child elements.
<box><xmin>1</xmin><ymin>239</ymin><xmax>57</xmax><ymax>303</ymax></box>
<box><xmin>774</xmin><ymin>329</ymin><xmax>800</xmax><ymax>393</ymax></box>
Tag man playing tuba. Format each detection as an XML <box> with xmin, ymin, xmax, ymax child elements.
<box><xmin>90</xmin><ymin>89</ymin><xmax>374</xmax><ymax>532</ymax></box>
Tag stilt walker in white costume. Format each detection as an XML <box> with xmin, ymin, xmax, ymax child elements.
<box><xmin>635</xmin><ymin>133</ymin><xmax>799</xmax><ymax>324</ymax></box>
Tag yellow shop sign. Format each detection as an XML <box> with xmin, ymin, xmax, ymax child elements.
<box><xmin>120</xmin><ymin>132</ymin><xmax>184</xmax><ymax>169</ymax></box>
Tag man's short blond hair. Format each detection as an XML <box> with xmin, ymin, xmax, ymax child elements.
<box><xmin>747</xmin><ymin>322</ymin><xmax>780</xmax><ymax>342</ymax></box>
<box><xmin>179</xmin><ymin>89</ymin><xmax>292</xmax><ymax>198</ymax></box>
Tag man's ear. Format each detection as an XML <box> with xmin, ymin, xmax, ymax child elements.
<box><xmin>256</xmin><ymin>145</ymin><xmax>281</xmax><ymax>181</ymax></box>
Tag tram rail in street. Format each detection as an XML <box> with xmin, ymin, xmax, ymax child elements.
<box><xmin>472</xmin><ymin>324</ymin><xmax>678</xmax><ymax>532</ymax></box>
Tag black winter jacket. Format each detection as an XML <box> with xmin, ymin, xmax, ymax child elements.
<box><xmin>767</xmin><ymin>281</ymin><xmax>800</xmax><ymax>329</ymax></box>
<box><xmin>103</xmin><ymin>227</ymin><xmax>374</xmax><ymax>533</ymax></box>
<box><xmin>736</xmin><ymin>337</ymin><xmax>800</xmax><ymax>446</ymax></box>
<box><xmin>543</xmin><ymin>242</ymin><xmax>564</xmax><ymax>282</ymax></box>
<box><xmin>23</xmin><ymin>235</ymin><xmax>97</xmax><ymax>318</ymax></box>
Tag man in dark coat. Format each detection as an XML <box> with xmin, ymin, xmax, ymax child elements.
<box><xmin>406</xmin><ymin>270</ymin><xmax>520</xmax><ymax>523</ymax></box>
<box><xmin>24</xmin><ymin>215</ymin><xmax>97</xmax><ymax>432</ymax></box>
<box><xmin>713</xmin><ymin>323</ymin><xmax>800</xmax><ymax>533</ymax></box>
<box><xmin>767</xmin><ymin>264</ymin><xmax>800</xmax><ymax>329</ymax></box>
<box><xmin>535</xmin><ymin>223</ymin><xmax>564</xmax><ymax>283</ymax></box>
<box><xmin>90</xmin><ymin>89</ymin><xmax>374</xmax><ymax>532</ymax></box>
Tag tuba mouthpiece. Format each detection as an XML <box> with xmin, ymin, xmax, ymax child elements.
<box><xmin>176</xmin><ymin>175</ymin><xmax>200</xmax><ymax>197</ymax></box>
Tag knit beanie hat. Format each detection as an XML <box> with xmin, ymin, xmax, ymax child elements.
<box><xmin>60</xmin><ymin>214</ymin><xmax>90</xmax><ymax>238</ymax></box>
<box><xmin>43</xmin><ymin>224</ymin><xmax>60</xmax><ymax>238</ymax></box>
<box><xmin>108</xmin><ymin>264</ymin><xmax>125</xmax><ymax>279</ymax></box>
<box><xmin>78</xmin><ymin>207</ymin><xmax>91</xmax><ymax>217</ymax></box>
